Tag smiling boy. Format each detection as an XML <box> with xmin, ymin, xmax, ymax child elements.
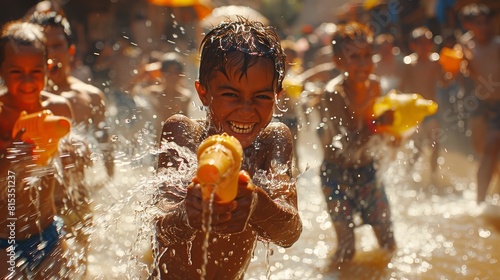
<box><xmin>316</xmin><ymin>21</ymin><xmax>397</xmax><ymax>265</ymax></box>
<box><xmin>153</xmin><ymin>18</ymin><xmax>302</xmax><ymax>279</ymax></box>
<box><xmin>0</xmin><ymin>20</ymin><xmax>73</xmax><ymax>279</ymax></box>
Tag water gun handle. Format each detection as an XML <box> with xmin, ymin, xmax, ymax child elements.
<box><xmin>11</xmin><ymin>110</ymin><xmax>71</xmax><ymax>165</ymax></box>
<box><xmin>197</xmin><ymin>133</ymin><xmax>243</xmax><ymax>203</ymax></box>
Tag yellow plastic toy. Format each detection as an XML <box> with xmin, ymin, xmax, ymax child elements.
<box><xmin>197</xmin><ymin>133</ymin><xmax>243</xmax><ymax>203</ymax></box>
<box><xmin>372</xmin><ymin>90</ymin><xmax>438</xmax><ymax>138</ymax></box>
<box><xmin>12</xmin><ymin>110</ymin><xmax>71</xmax><ymax>165</ymax></box>
<box><xmin>282</xmin><ymin>76</ymin><xmax>303</xmax><ymax>99</ymax></box>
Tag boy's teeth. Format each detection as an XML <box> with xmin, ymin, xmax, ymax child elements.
<box><xmin>229</xmin><ymin>122</ymin><xmax>254</xmax><ymax>133</ymax></box>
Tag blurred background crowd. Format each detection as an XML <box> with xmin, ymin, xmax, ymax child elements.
<box><xmin>1</xmin><ymin>0</ymin><xmax>499</xmax><ymax>197</ymax></box>
<box><xmin>1</xmin><ymin>0</ymin><xmax>499</xmax><ymax>199</ymax></box>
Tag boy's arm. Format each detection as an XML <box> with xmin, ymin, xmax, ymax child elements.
<box><xmin>88</xmin><ymin>88</ymin><xmax>115</xmax><ymax>177</ymax></box>
<box><xmin>155</xmin><ymin>115</ymin><xmax>201</xmax><ymax>244</ymax></box>
<box><xmin>248</xmin><ymin>123</ymin><xmax>302</xmax><ymax>248</ymax></box>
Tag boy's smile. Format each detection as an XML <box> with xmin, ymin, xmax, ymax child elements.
<box><xmin>196</xmin><ymin>57</ymin><xmax>276</xmax><ymax>149</ymax></box>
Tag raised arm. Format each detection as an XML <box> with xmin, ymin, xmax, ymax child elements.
<box><xmin>155</xmin><ymin>115</ymin><xmax>202</xmax><ymax>244</ymax></box>
<box><xmin>247</xmin><ymin>122</ymin><xmax>302</xmax><ymax>247</ymax></box>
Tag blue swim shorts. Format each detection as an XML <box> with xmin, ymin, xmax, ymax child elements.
<box><xmin>0</xmin><ymin>217</ymin><xmax>64</xmax><ymax>272</ymax></box>
<box><xmin>320</xmin><ymin>161</ymin><xmax>392</xmax><ymax>225</ymax></box>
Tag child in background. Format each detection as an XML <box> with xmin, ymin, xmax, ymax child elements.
<box><xmin>458</xmin><ymin>3</ymin><xmax>500</xmax><ymax>204</ymax></box>
<box><xmin>29</xmin><ymin>10</ymin><xmax>114</xmax><ymax>177</ymax></box>
<box><xmin>30</xmin><ymin>11</ymin><xmax>108</xmax><ymax>273</ymax></box>
<box><xmin>153</xmin><ymin>18</ymin><xmax>302</xmax><ymax>279</ymax></box>
<box><xmin>373</xmin><ymin>33</ymin><xmax>403</xmax><ymax>95</ymax></box>
<box><xmin>0</xmin><ymin>21</ymin><xmax>73</xmax><ymax>279</ymax></box>
<box><xmin>316</xmin><ymin>21</ymin><xmax>396</xmax><ymax>265</ymax></box>
<box><xmin>399</xmin><ymin>26</ymin><xmax>448</xmax><ymax>182</ymax></box>
<box><xmin>275</xmin><ymin>39</ymin><xmax>304</xmax><ymax>176</ymax></box>
<box><xmin>140</xmin><ymin>52</ymin><xmax>192</xmax><ymax>142</ymax></box>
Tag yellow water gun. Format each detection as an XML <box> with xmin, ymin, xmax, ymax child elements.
<box><xmin>372</xmin><ymin>90</ymin><xmax>438</xmax><ymax>138</ymax></box>
<box><xmin>11</xmin><ymin>110</ymin><xmax>71</xmax><ymax>165</ymax></box>
<box><xmin>196</xmin><ymin>133</ymin><xmax>243</xmax><ymax>203</ymax></box>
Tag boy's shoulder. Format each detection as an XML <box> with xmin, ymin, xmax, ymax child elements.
<box><xmin>69</xmin><ymin>77</ymin><xmax>105</xmax><ymax>99</ymax></box>
<box><xmin>41</xmin><ymin>91</ymin><xmax>73</xmax><ymax>119</ymax></box>
<box><xmin>257</xmin><ymin>121</ymin><xmax>294</xmax><ymax>153</ymax></box>
<box><xmin>162</xmin><ymin>114</ymin><xmax>205</xmax><ymax>144</ymax></box>
<box><xmin>41</xmin><ymin>91</ymin><xmax>70</xmax><ymax>105</ymax></box>
<box><xmin>265</xmin><ymin>121</ymin><xmax>292</xmax><ymax>137</ymax></box>
<box><xmin>324</xmin><ymin>74</ymin><xmax>380</xmax><ymax>98</ymax></box>
<box><xmin>324</xmin><ymin>74</ymin><xmax>345</xmax><ymax>94</ymax></box>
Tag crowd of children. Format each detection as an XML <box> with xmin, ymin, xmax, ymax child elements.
<box><xmin>0</xmin><ymin>1</ymin><xmax>498</xmax><ymax>279</ymax></box>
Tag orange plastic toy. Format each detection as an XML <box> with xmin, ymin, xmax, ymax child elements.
<box><xmin>12</xmin><ymin>110</ymin><xmax>71</xmax><ymax>165</ymax></box>
<box><xmin>197</xmin><ymin>133</ymin><xmax>243</xmax><ymax>203</ymax></box>
<box><xmin>372</xmin><ymin>90</ymin><xmax>438</xmax><ymax>138</ymax></box>
<box><xmin>438</xmin><ymin>47</ymin><xmax>463</xmax><ymax>75</ymax></box>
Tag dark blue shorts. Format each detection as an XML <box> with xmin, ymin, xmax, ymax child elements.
<box><xmin>0</xmin><ymin>217</ymin><xmax>63</xmax><ymax>272</ymax></box>
<box><xmin>320</xmin><ymin>161</ymin><xmax>392</xmax><ymax>225</ymax></box>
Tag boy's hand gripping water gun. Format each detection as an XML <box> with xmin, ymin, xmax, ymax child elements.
<box><xmin>196</xmin><ymin>133</ymin><xmax>243</xmax><ymax>203</ymax></box>
<box><xmin>371</xmin><ymin>90</ymin><xmax>438</xmax><ymax>138</ymax></box>
<box><xmin>11</xmin><ymin>110</ymin><xmax>71</xmax><ymax>165</ymax></box>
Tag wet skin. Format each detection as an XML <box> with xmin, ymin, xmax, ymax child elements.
<box><xmin>155</xmin><ymin>57</ymin><xmax>302</xmax><ymax>279</ymax></box>
<box><xmin>0</xmin><ymin>41</ymin><xmax>72</xmax><ymax>278</ymax></box>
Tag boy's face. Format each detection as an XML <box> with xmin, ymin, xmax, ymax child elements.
<box><xmin>0</xmin><ymin>42</ymin><xmax>46</xmax><ymax>108</ymax></box>
<box><xmin>161</xmin><ymin>64</ymin><xmax>182</xmax><ymax>85</ymax></box>
<box><xmin>44</xmin><ymin>25</ymin><xmax>73</xmax><ymax>85</ymax></box>
<box><xmin>465</xmin><ymin>15</ymin><xmax>493</xmax><ymax>42</ymax></box>
<box><xmin>196</xmin><ymin>57</ymin><xmax>276</xmax><ymax>149</ymax></box>
<box><xmin>334</xmin><ymin>41</ymin><xmax>374</xmax><ymax>83</ymax></box>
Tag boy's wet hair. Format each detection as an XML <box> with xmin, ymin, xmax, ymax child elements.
<box><xmin>0</xmin><ymin>21</ymin><xmax>46</xmax><ymax>65</ymax></box>
<box><xmin>198</xmin><ymin>16</ymin><xmax>286</xmax><ymax>93</ymax></box>
<box><xmin>459</xmin><ymin>3</ymin><xmax>492</xmax><ymax>23</ymax></box>
<box><xmin>29</xmin><ymin>11</ymin><xmax>74</xmax><ymax>47</ymax></box>
<box><xmin>330</xmin><ymin>21</ymin><xmax>373</xmax><ymax>57</ymax></box>
<box><xmin>409</xmin><ymin>26</ymin><xmax>433</xmax><ymax>42</ymax></box>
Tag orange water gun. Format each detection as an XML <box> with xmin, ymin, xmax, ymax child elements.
<box><xmin>371</xmin><ymin>90</ymin><xmax>438</xmax><ymax>138</ymax></box>
<box><xmin>439</xmin><ymin>47</ymin><xmax>463</xmax><ymax>75</ymax></box>
<box><xmin>11</xmin><ymin>110</ymin><xmax>71</xmax><ymax>165</ymax></box>
<box><xmin>196</xmin><ymin>133</ymin><xmax>243</xmax><ymax>203</ymax></box>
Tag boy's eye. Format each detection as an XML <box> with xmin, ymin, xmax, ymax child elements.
<box><xmin>256</xmin><ymin>92</ymin><xmax>274</xmax><ymax>100</ymax></box>
<box><xmin>221</xmin><ymin>92</ymin><xmax>238</xmax><ymax>97</ymax></box>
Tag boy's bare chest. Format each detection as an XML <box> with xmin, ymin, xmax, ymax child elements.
<box><xmin>336</xmin><ymin>91</ymin><xmax>375</xmax><ymax>129</ymax></box>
